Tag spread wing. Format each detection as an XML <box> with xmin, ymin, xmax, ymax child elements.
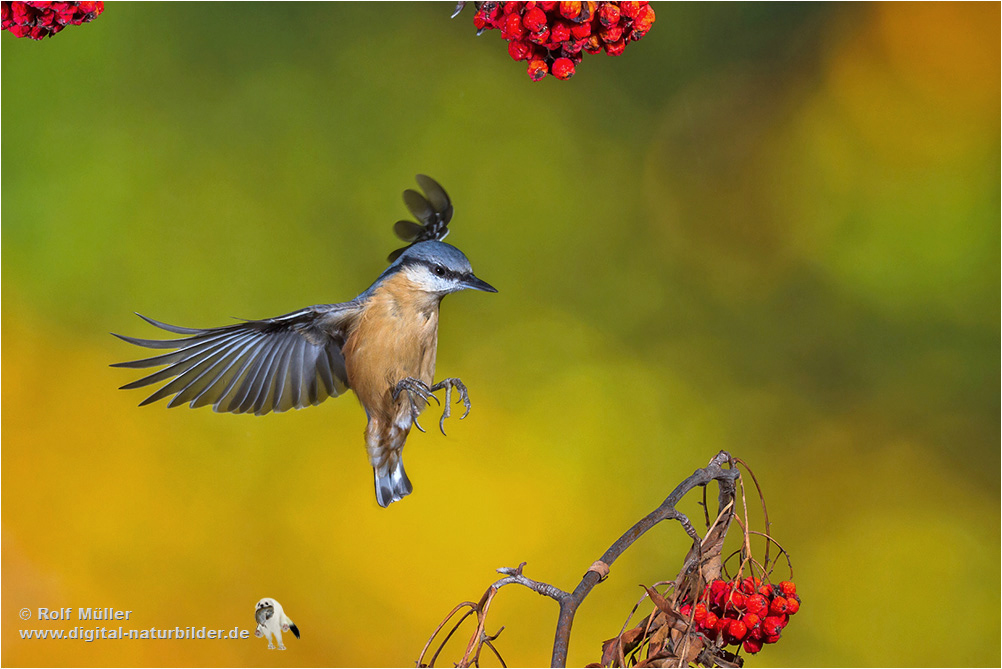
<box><xmin>112</xmin><ymin>304</ymin><xmax>362</xmax><ymax>415</ymax></box>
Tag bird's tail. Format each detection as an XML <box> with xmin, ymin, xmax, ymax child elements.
<box><xmin>373</xmin><ymin>460</ymin><xmax>412</xmax><ymax>508</ymax></box>
<box><xmin>289</xmin><ymin>622</ymin><xmax>300</xmax><ymax>639</ymax></box>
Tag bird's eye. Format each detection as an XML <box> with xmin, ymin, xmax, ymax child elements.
<box><xmin>434</xmin><ymin>265</ymin><xmax>446</xmax><ymax>277</ymax></box>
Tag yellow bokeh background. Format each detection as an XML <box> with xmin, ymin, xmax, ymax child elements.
<box><xmin>2</xmin><ymin>3</ymin><xmax>998</xmax><ymax>666</ymax></box>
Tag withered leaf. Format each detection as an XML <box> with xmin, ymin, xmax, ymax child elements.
<box><xmin>600</xmin><ymin>625</ymin><xmax>645</xmax><ymax>667</ymax></box>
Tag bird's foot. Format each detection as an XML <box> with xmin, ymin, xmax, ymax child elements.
<box><xmin>392</xmin><ymin>377</ymin><xmax>440</xmax><ymax>433</ymax></box>
<box><xmin>430</xmin><ymin>378</ymin><xmax>471</xmax><ymax>435</ymax></box>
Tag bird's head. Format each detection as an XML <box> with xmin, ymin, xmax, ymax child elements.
<box><xmin>391</xmin><ymin>241</ymin><xmax>498</xmax><ymax>296</ymax></box>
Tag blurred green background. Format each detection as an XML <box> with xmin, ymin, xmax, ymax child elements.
<box><xmin>2</xmin><ymin>2</ymin><xmax>999</xmax><ymax>666</ymax></box>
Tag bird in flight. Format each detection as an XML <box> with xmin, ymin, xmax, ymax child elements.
<box><xmin>113</xmin><ymin>175</ymin><xmax>497</xmax><ymax>507</ymax></box>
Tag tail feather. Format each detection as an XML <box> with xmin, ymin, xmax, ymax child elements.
<box><xmin>374</xmin><ymin>460</ymin><xmax>412</xmax><ymax>507</ymax></box>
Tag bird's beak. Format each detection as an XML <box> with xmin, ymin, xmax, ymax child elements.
<box><xmin>463</xmin><ymin>274</ymin><xmax>498</xmax><ymax>293</ymax></box>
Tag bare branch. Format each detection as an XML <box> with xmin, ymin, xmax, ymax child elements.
<box><xmin>419</xmin><ymin>451</ymin><xmax>741</xmax><ymax>668</ymax></box>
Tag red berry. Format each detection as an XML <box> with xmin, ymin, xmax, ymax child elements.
<box><xmin>758</xmin><ymin>584</ymin><xmax>774</xmax><ymax>598</ymax></box>
<box><xmin>769</xmin><ymin>597</ymin><xmax>789</xmax><ymax>616</ymax></box>
<box><xmin>742</xmin><ymin>613</ymin><xmax>761</xmax><ymax>630</ymax></box>
<box><xmin>527</xmin><ymin>58</ymin><xmax>548</xmax><ymax>81</ymax></box>
<box><xmin>540</xmin><ymin>1</ymin><xmax>559</xmax><ymax>10</ymax></box>
<box><xmin>507</xmin><ymin>39</ymin><xmax>531</xmax><ymax>61</ymax></box>
<box><xmin>727</xmin><ymin>619</ymin><xmax>748</xmax><ymax>643</ymax></box>
<box><xmin>502</xmin><ymin>11</ymin><xmax>525</xmax><ymax>39</ymax></box>
<box><xmin>743</xmin><ymin>637</ymin><xmax>764</xmax><ymax>654</ymax></box>
<box><xmin>764</xmin><ymin>633</ymin><xmax>782</xmax><ymax>644</ymax></box>
<box><xmin>600</xmin><ymin>23</ymin><xmax>623</xmax><ymax>43</ymax></box>
<box><xmin>620</xmin><ymin>1</ymin><xmax>641</xmax><ymax>18</ymax></box>
<box><xmin>679</xmin><ymin>603</ymin><xmax>692</xmax><ymax>618</ymax></box>
<box><xmin>559</xmin><ymin>1</ymin><xmax>581</xmax><ymax>19</ymax></box>
<box><xmin>603</xmin><ymin>38</ymin><xmax>626</xmax><ymax>56</ymax></box>
<box><xmin>562</xmin><ymin>39</ymin><xmax>584</xmax><ymax>55</ymax></box>
<box><xmin>701</xmin><ymin>611</ymin><xmax>718</xmax><ymax>632</ymax></box>
<box><xmin>745</xmin><ymin>594</ymin><xmax>768</xmax><ymax>617</ymax></box>
<box><xmin>528</xmin><ymin>25</ymin><xmax>550</xmax><ymax>44</ymax></box>
<box><xmin>552</xmin><ymin>57</ymin><xmax>575</xmax><ymax>79</ymax></box>
<box><xmin>762</xmin><ymin>616</ymin><xmax>784</xmax><ymax>637</ymax></box>
<box><xmin>570</xmin><ymin>21</ymin><xmax>591</xmax><ymax>39</ymax></box>
<box><xmin>550</xmin><ymin>20</ymin><xmax>571</xmax><ymax>43</ymax></box>
<box><xmin>714</xmin><ymin>616</ymin><xmax>729</xmax><ymax>635</ymax></box>
<box><xmin>693</xmin><ymin>603</ymin><xmax>708</xmax><ymax>623</ymax></box>
<box><xmin>633</xmin><ymin>3</ymin><xmax>655</xmax><ymax>32</ymax></box>
<box><xmin>786</xmin><ymin>597</ymin><xmax>801</xmax><ymax>615</ymax></box>
<box><xmin>779</xmin><ymin>581</ymin><xmax>797</xmax><ymax>596</ymax></box>
<box><xmin>522</xmin><ymin>6</ymin><xmax>547</xmax><ymax>32</ymax></box>
<box><xmin>598</xmin><ymin>2</ymin><xmax>620</xmax><ymax>26</ymax></box>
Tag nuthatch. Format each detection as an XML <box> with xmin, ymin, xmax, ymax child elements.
<box><xmin>113</xmin><ymin>176</ymin><xmax>496</xmax><ymax>507</ymax></box>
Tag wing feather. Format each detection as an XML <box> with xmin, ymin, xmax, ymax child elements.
<box><xmin>112</xmin><ymin>304</ymin><xmax>360</xmax><ymax>414</ymax></box>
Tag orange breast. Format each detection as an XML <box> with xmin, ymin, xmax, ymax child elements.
<box><xmin>343</xmin><ymin>273</ymin><xmax>440</xmax><ymax>423</ymax></box>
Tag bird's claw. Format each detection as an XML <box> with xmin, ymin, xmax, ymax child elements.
<box><xmin>431</xmin><ymin>378</ymin><xmax>472</xmax><ymax>436</ymax></box>
<box><xmin>393</xmin><ymin>377</ymin><xmax>440</xmax><ymax>433</ymax></box>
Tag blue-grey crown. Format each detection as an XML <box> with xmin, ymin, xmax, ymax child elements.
<box><xmin>393</xmin><ymin>241</ymin><xmax>472</xmax><ymax>274</ymax></box>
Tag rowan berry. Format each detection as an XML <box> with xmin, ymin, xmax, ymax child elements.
<box><xmin>508</xmin><ymin>39</ymin><xmax>531</xmax><ymax>61</ymax></box>
<box><xmin>550</xmin><ymin>20</ymin><xmax>571</xmax><ymax>42</ymax></box>
<box><xmin>633</xmin><ymin>2</ymin><xmax>655</xmax><ymax>33</ymax></box>
<box><xmin>727</xmin><ymin>619</ymin><xmax>748</xmax><ymax>643</ymax></box>
<box><xmin>522</xmin><ymin>6</ymin><xmax>547</xmax><ymax>31</ymax></box>
<box><xmin>527</xmin><ymin>58</ymin><xmax>548</xmax><ymax>81</ymax></box>
<box><xmin>743</xmin><ymin>637</ymin><xmax>764</xmax><ymax>654</ymax></box>
<box><xmin>559</xmin><ymin>1</ymin><xmax>581</xmax><ymax>19</ymax></box>
<box><xmin>603</xmin><ymin>38</ymin><xmax>626</xmax><ymax>55</ymax></box>
<box><xmin>464</xmin><ymin>0</ymin><xmax>655</xmax><ymax>80</ymax></box>
<box><xmin>786</xmin><ymin>597</ymin><xmax>800</xmax><ymax>615</ymax></box>
<box><xmin>599</xmin><ymin>23</ymin><xmax>623</xmax><ymax>43</ymax></box>
<box><xmin>2</xmin><ymin>0</ymin><xmax>103</xmax><ymax>40</ymax></box>
<box><xmin>741</xmin><ymin>613</ymin><xmax>761</xmax><ymax>630</ymax></box>
<box><xmin>745</xmin><ymin>594</ymin><xmax>768</xmax><ymax>617</ymax></box>
<box><xmin>762</xmin><ymin>616</ymin><xmax>784</xmax><ymax>637</ymax></box>
<box><xmin>779</xmin><ymin>581</ymin><xmax>797</xmax><ymax>596</ymax></box>
<box><xmin>769</xmin><ymin>596</ymin><xmax>789</xmax><ymax>616</ymax></box>
<box><xmin>598</xmin><ymin>1</ymin><xmax>620</xmax><ymax>26</ymax></box>
<box><xmin>725</xmin><ymin>591</ymin><xmax>745</xmax><ymax>612</ymax></box>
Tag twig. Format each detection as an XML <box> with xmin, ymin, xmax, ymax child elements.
<box><xmin>419</xmin><ymin>451</ymin><xmax>740</xmax><ymax>668</ymax></box>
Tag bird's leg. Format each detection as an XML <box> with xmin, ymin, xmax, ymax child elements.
<box><xmin>392</xmin><ymin>377</ymin><xmax>440</xmax><ymax>433</ymax></box>
<box><xmin>430</xmin><ymin>378</ymin><xmax>471</xmax><ymax>435</ymax></box>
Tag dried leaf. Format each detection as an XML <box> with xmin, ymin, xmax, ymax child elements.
<box><xmin>642</xmin><ymin>586</ymin><xmax>684</xmax><ymax>626</ymax></box>
<box><xmin>600</xmin><ymin>625</ymin><xmax>645</xmax><ymax>667</ymax></box>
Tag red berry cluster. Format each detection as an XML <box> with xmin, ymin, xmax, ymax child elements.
<box><xmin>471</xmin><ymin>1</ymin><xmax>655</xmax><ymax>81</ymax></box>
<box><xmin>1</xmin><ymin>1</ymin><xmax>103</xmax><ymax>40</ymax></box>
<box><xmin>679</xmin><ymin>578</ymin><xmax>801</xmax><ymax>655</ymax></box>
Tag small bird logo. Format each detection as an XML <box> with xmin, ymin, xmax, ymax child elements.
<box><xmin>113</xmin><ymin>176</ymin><xmax>497</xmax><ymax>506</ymax></box>
<box><xmin>254</xmin><ymin>597</ymin><xmax>299</xmax><ymax>650</ymax></box>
